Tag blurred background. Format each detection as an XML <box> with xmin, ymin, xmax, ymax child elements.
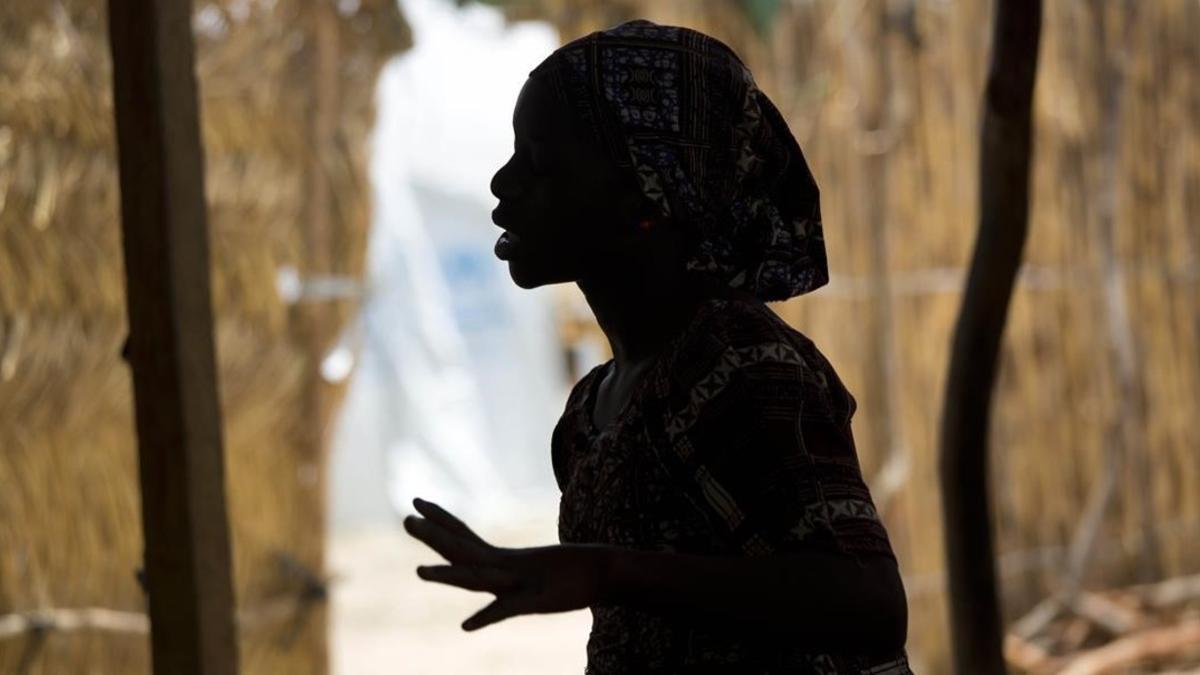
<box><xmin>1</xmin><ymin>0</ymin><xmax>1198</xmax><ymax>673</ymax></box>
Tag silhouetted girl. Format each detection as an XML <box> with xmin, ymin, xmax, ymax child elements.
<box><xmin>405</xmin><ymin>19</ymin><xmax>912</xmax><ymax>674</ymax></box>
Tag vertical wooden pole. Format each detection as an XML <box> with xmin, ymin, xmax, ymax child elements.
<box><xmin>938</xmin><ymin>1</ymin><xmax>1041</xmax><ymax>673</ymax></box>
<box><xmin>845</xmin><ymin>0</ymin><xmax>910</xmax><ymax>526</ymax></box>
<box><xmin>1088</xmin><ymin>1</ymin><xmax>1162</xmax><ymax>585</ymax></box>
<box><xmin>1063</xmin><ymin>0</ymin><xmax>1156</xmax><ymax>603</ymax></box>
<box><xmin>107</xmin><ymin>0</ymin><xmax>240</xmax><ymax>673</ymax></box>
<box><xmin>288</xmin><ymin>2</ymin><xmax>342</xmax><ymax>667</ymax></box>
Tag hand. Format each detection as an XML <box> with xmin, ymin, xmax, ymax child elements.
<box><xmin>402</xmin><ymin>497</ymin><xmax>610</xmax><ymax>631</ymax></box>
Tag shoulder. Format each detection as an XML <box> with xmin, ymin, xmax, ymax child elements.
<box><xmin>551</xmin><ymin>361</ymin><xmax>609</xmax><ymax>488</ymax></box>
<box><xmin>556</xmin><ymin>361</ymin><xmax>607</xmax><ymax>430</ymax></box>
<box><xmin>672</xmin><ymin>297</ymin><xmax>854</xmax><ymax>421</ymax></box>
<box><xmin>679</xmin><ymin>297</ymin><xmax>815</xmax><ymax>378</ymax></box>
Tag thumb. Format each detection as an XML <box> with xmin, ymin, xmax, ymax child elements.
<box><xmin>462</xmin><ymin>596</ymin><xmax>521</xmax><ymax>632</ymax></box>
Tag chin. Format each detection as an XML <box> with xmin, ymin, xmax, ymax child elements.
<box><xmin>506</xmin><ymin>259</ymin><xmax>575</xmax><ymax>289</ymax></box>
<box><xmin>506</xmin><ymin>261</ymin><xmax>548</xmax><ymax>289</ymax></box>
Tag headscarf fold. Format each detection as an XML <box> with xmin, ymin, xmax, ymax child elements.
<box><xmin>529</xmin><ymin>19</ymin><xmax>827</xmax><ymax>301</ymax></box>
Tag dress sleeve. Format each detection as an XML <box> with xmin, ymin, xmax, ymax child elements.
<box><xmin>656</xmin><ymin>338</ymin><xmax>895</xmax><ymax>562</ymax></box>
<box><xmin>551</xmin><ymin>365</ymin><xmax>606</xmax><ymax>493</ymax></box>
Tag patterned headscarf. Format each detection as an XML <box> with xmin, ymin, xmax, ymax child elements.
<box><xmin>529</xmin><ymin>19</ymin><xmax>827</xmax><ymax>301</ymax></box>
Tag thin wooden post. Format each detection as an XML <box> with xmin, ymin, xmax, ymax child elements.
<box><xmin>845</xmin><ymin>0</ymin><xmax>911</xmax><ymax>526</ymax></box>
<box><xmin>283</xmin><ymin>2</ymin><xmax>343</xmax><ymax>666</ymax></box>
<box><xmin>107</xmin><ymin>0</ymin><xmax>240</xmax><ymax>672</ymax></box>
<box><xmin>938</xmin><ymin>1</ymin><xmax>1042</xmax><ymax>673</ymax></box>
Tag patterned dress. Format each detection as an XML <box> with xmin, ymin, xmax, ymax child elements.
<box><xmin>552</xmin><ymin>296</ymin><xmax>914</xmax><ymax>674</ymax></box>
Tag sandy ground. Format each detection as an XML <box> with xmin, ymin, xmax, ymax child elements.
<box><xmin>329</xmin><ymin>513</ymin><xmax>591</xmax><ymax>675</ymax></box>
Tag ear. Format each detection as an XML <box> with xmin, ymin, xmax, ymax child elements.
<box><xmin>637</xmin><ymin>192</ymin><xmax>669</xmax><ymax>221</ymax></box>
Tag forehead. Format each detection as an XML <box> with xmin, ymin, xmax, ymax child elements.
<box><xmin>513</xmin><ymin>77</ymin><xmax>566</xmax><ymax>139</ymax></box>
<box><xmin>511</xmin><ymin>75</ymin><xmax>615</xmax><ymax>177</ymax></box>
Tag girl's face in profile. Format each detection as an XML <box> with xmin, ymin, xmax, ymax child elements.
<box><xmin>489</xmin><ymin>75</ymin><xmax>648</xmax><ymax>289</ymax></box>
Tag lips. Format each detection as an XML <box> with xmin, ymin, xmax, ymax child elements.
<box><xmin>491</xmin><ymin>205</ymin><xmax>526</xmax><ymax>260</ymax></box>
<box><xmin>494</xmin><ymin>230</ymin><xmax>523</xmax><ymax>260</ymax></box>
<box><xmin>491</xmin><ymin>205</ymin><xmax>512</xmax><ymax>229</ymax></box>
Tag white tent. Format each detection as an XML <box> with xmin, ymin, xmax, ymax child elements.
<box><xmin>329</xmin><ymin>0</ymin><xmax>569</xmax><ymax>531</ymax></box>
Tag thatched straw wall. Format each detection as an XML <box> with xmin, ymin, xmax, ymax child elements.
<box><xmin>507</xmin><ymin>1</ymin><xmax>1200</xmax><ymax>672</ymax></box>
<box><xmin>0</xmin><ymin>1</ymin><xmax>408</xmax><ymax>673</ymax></box>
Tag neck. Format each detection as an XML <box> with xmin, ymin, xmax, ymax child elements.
<box><xmin>578</xmin><ymin>277</ymin><xmax>702</xmax><ymax>371</ymax></box>
<box><xmin>578</xmin><ymin>261</ymin><xmax>725</xmax><ymax>373</ymax></box>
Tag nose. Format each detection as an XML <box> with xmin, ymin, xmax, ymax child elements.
<box><xmin>490</xmin><ymin>157</ymin><xmax>517</xmax><ymax>202</ymax></box>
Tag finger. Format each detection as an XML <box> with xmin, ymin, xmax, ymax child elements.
<box><xmin>413</xmin><ymin>498</ymin><xmax>487</xmax><ymax>545</ymax></box>
<box><xmin>403</xmin><ymin>515</ymin><xmax>486</xmax><ymax>564</ymax></box>
<box><xmin>462</xmin><ymin>596</ymin><xmax>521</xmax><ymax>632</ymax></box>
<box><xmin>416</xmin><ymin>564</ymin><xmax>520</xmax><ymax>593</ymax></box>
